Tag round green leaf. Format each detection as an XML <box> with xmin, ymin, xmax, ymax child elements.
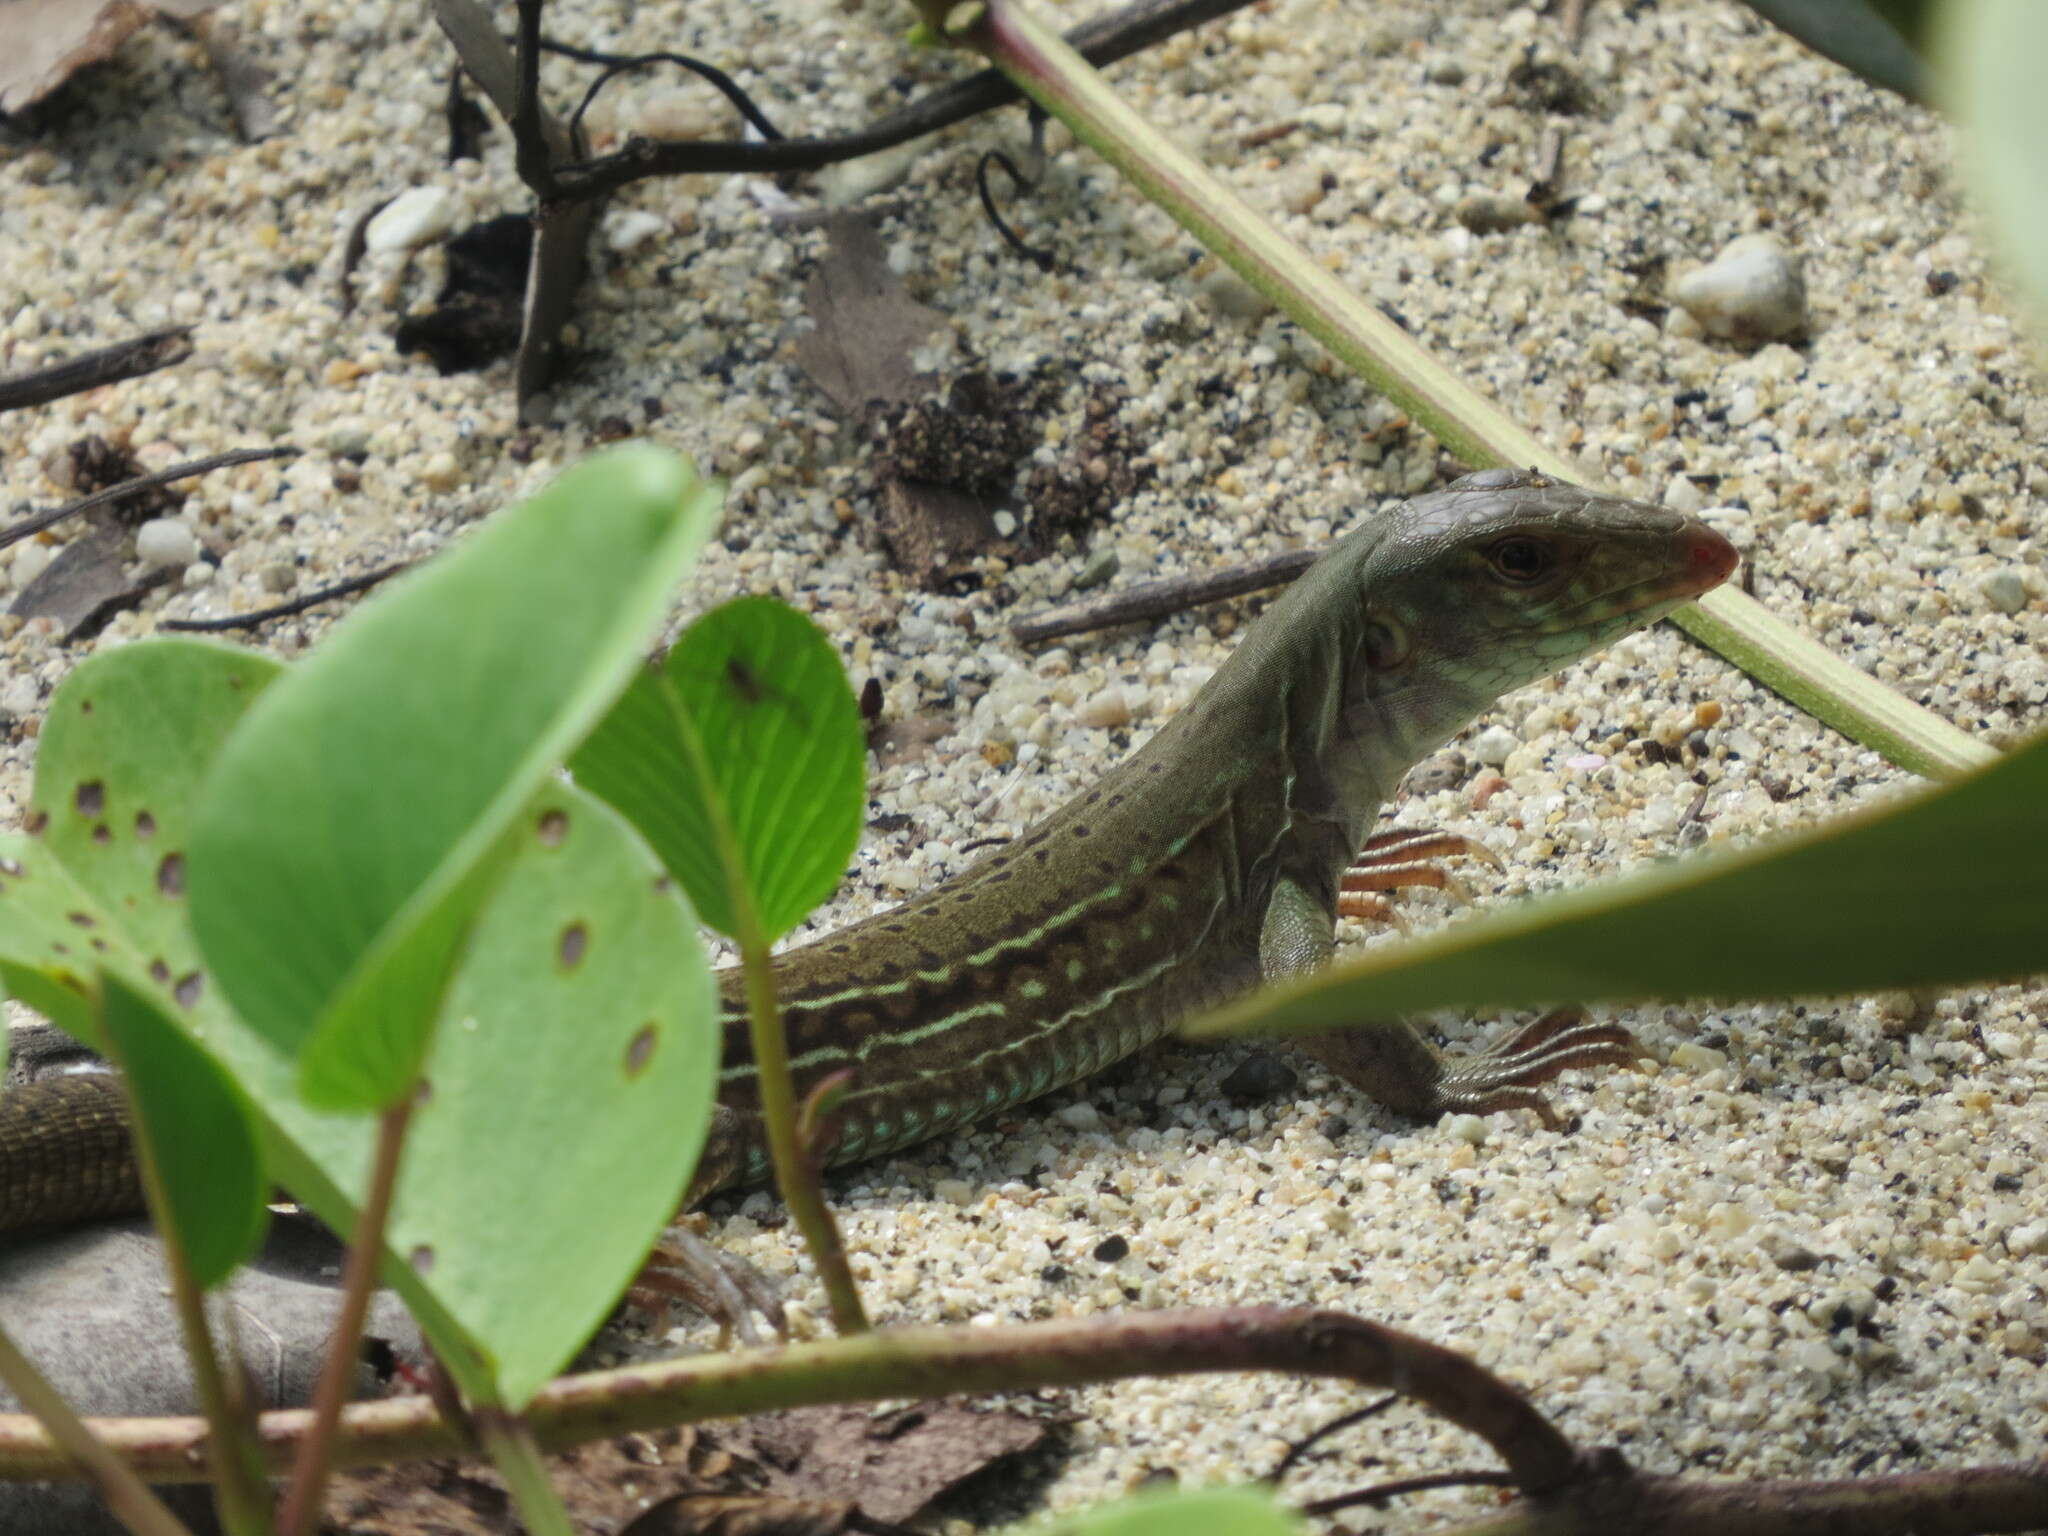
<box><xmin>187</xmin><ymin>444</ymin><xmax>720</xmax><ymax>1110</ymax></box>
<box><xmin>574</xmin><ymin>596</ymin><xmax>865</xmax><ymax>943</ymax></box>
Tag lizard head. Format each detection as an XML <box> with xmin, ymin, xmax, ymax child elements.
<box><xmin>1355</xmin><ymin>468</ymin><xmax>1739</xmax><ymax>746</ymax></box>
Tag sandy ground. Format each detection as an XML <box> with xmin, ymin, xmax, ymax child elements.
<box><xmin>2</xmin><ymin>0</ymin><xmax>2045</xmax><ymax>1527</ymax></box>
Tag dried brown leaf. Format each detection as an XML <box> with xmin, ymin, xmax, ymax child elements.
<box><xmin>0</xmin><ymin>0</ymin><xmax>220</xmax><ymax>114</ymax></box>
<box><xmin>794</xmin><ymin>215</ymin><xmax>948</xmax><ymax>415</ymax></box>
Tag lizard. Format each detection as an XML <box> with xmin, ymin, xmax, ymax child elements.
<box><xmin>0</xmin><ymin>468</ymin><xmax>1738</xmax><ymax>1237</ymax></box>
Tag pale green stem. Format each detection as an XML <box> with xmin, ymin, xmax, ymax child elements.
<box><xmin>472</xmin><ymin>1411</ymin><xmax>575</xmax><ymax>1536</ymax></box>
<box><xmin>0</xmin><ymin>1323</ymin><xmax>194</xmax><ymax>1536</ymax></box>
<box><xmin>657</xmin><ymin>674</ymin><xmax>872</xmax><ymax>1334</ymax></box>
<box><xmin>741</xmin><ymin>931</ymin><xmax>872</xmax><ymax>1334</ymax></box>
<box><xmin>124</xmin><ymin>1114</ymin><xmax>273</xmax><ymax>1535</ymax></box>
<box><xmin>938</xmin><ymin>0</ymin><xmax>1991</xmax><ymax>780</ymax></box>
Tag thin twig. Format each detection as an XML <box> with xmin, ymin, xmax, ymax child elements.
<box><xmin>540</xmin><ymin>39</ymin><xmax>786</xmax><ymax>143</ymax></box>
<box><xmin>160</xmin><ymin>562</ymin><xmax>410</xmax><ymax>633</ymax></box>
<box><xmin>0</xmin><ymin>447</ymin><xmax>296</xmax><ymax>554</ymax></box>
<box><xmin>337</xmin><ymin>195</ymin><xmax>398</xmax><ymax>316</ymax></box>
<box><xmin>276</xmin><ymin>1096</ymin><xmax>417</xmax><ymax>1536</ymax></box>
<box><xmin>0</xmin><ymin>327</ymin><xmax>194</xmax><ymax>413</ymax></box>
<box><xmin>1011</xmin><ymin>545</ymin><xmax>1317</xmax><ymax>644</ymax></box>
<box><xmin>511</xmin><ymin>0</ymin><xmax>558</xmax><ymax>199</ymax></box>
<box><xmin>547</xmin><ymin>0</ymin><xmax>1251</xmax><ymax>199</ymax></box>
<box><xmin>1268</xmin><ymin>1393</ymin><xmax>1396</xmax><ymax>1480</ymax></box>
<box><xmin>1300</xmin><ymin>1466</ymin><xmax>1519</xmax><ymax>1517</ymax></box>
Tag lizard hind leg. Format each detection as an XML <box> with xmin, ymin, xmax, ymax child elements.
<box><xmin>1295</xmin><ymin>1005</ymin><xmax>1643</xmax><ymax>1132</ymax></box>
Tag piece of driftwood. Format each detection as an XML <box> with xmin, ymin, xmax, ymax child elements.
<box><xmin>0</xmin><ymin>327</ymin><xmax>193</xmax><ymax>413</ymax></box>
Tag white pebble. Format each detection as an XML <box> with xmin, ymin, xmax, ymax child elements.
<box><xmin>1077</xmin><ymin>685</ymin><xmax>1133</xmax><ymax>729</ymax></box>
<box><xmin>605</xmin><ymin>210</ymin><xmax>668</xmax><ymax>252</ymax></box>
<box><xmin>1443</xmin><ymin>1113</ymin><xmax>1487</xmax><ymax>1145</ymax></box>
<box><xmin>1470</xmin><ymin>723</ymin><xmax>1519</xmax><ymax>766</ymax></box>
<box><xmin>1055</xmin><ymin>1102</ymin><xmax>1103</xmax><ymax>1131</ymax></box>
<box><xmin>1670</xmin><ymin>232</ymin><xmax>1808</xmax><ymax>342</ymax></box>
<box><xmin>1979</xmin><ymin>568</ymin><xmax>2029</xmax><ymax>615</ymax></box>
<box><xmin>365</xmin><ymin>186</ymin><xmax>456</xmax><ymax>252</ymax></box>
<box><xmin>1670</xmin><ymin>1041</ymin><xmax>1728</xmax><ymax>1073</ymax></box>
<box><xmin>2005</xmin><ymin>1222</ymin><xmax>2048</xmax><ymax>1257</ymax></box>
<box><xmin>11</xmin><ymin>542</ymin><xmax>51</xmax><ymax>587</ymax></box>
<box><xmin>1952</xmin><ymin>1254</ymin><xmax>2004</xmax><ymax>1295</ymax></box>
<box><xmin>134</xmin><ymin>518</ymin><xmax>199</xmax><ymax>571</ymax></box>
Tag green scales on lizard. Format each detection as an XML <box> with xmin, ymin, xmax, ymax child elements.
<box><xmin>0</xmin><ymin>469</ymin><xmax>1738</xmax><ymax>1233</ymax></box>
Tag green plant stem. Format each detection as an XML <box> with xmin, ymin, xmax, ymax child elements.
<box><xmin>930</xmin><ymin>0</ymin><xmax>1992</xmax><ymax>782</ymax></box>
<box><xmin>119</xmin><ymin>1088</ymin><xmax>272</xmax><ymax>1535</ymax></box>
<box><xmin>276</xmin><ymin>1094</ymin><xmax>415</xmax><ymax>1536</ymax></box>
<box><xmin>471</xmin><ymin>1410</ymin><xmax>575</xmax><ymax>1536</ymax></box>
<box><xmin>654</xmin><ymin>663</ymin><xmax>871</xmax><ymax>1335</ymax></box>
<box><xmin>740</xmin><ymin>933</ymin><xmax>871</xmax><ymax>1334</ymax></box>
<box><xmin>0</xmin><ymin>1323</ymin><xmax>194</xmax><ymax>1536</ymax></box>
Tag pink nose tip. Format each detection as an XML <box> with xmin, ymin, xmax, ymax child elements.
<box><xmin>1685</xmin><ymin>525</ymin><xmax>1740</xmax><ymax>591</ymax></box>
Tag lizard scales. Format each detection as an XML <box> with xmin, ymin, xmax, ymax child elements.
<box><xmin>0</xmin><ymin>469</ymin><xmax>1737</xmax><ymax>1230</ymax></box>
<box><xmin>689</xmin><ymin>469</ymin><xmax>1739</xmax><ymax>1198</ymax></box>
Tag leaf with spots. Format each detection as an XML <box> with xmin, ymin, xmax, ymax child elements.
<box><xmin>389</xmin><ymin>777</ymin><xmax>717</xmax><ymax>1407</ymax></box>
<box><xmin>99</xmin><ymin>971</ymin><xmax>267</xmax><ymax>1289</ymax></box>
<box><xmin>1</xmin><ymin>462</ymin><xmax>722</xmax><ymax>1405</ymax></box>
<box><xmin>186</xmin><ymin>443</ymin><xmax>720</xmax><ymax>1112</ymax></box>
<box><xmin>573</xmin><ymin>596</ymin><xmax>866</xmax><ymax>944</ymax></box>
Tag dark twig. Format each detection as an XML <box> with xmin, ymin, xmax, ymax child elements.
<box><xmin>337</xmin><ymin>195</ymin><xmax>398</xmax><ymax>316</ymax></box>
<box><xmin>511</xmin><ymin>0</ymin><xmax>558</xmax><ymax>198</ymax></box>
<box><xmin>1012</xmin><ymin>545</ymin><xmax>1318</xmax><ymax>644</ymax></box>
<box><xmin>1300</xmin><ymin>1466</ymin><xmax>1519</xmax><ymax>1517</ymax></box>
<box><xmin>541</xmin><ymin>39</ymin><xmax>786</xmax><ymax>144</ymax></box>
<box><xmin>0</xmin><ymin>327</ymin><xmax>194</xmax><ymax>413</ymax></box>
<box><xmin>548</xmin><ymin>0</ymin><xmax>1251</xmax><ymax>200</ymax></box>
<box><xmin>0</xmin><ymin>447</ymin><xmax>296</xmax><ymax>554</ymax></box>
<box><xmin>160</xmin><ymin>562</ymin><xmax>410</xmax><ymax>633</ymax></box>
<box><xmin>1269</xmin><ymin>1394</ymin><xmax>1397</xmax><ymax>1481</ymax></box>
<box><xmin>976</xmin><ymin>146</ymin><xmax>1057</xmax><ymax>271</ymax></box>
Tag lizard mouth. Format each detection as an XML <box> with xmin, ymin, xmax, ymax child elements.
<box><xmin>1540</xmin><ymin>524</ymin><xmax>1740</xmax><ymax>631</ymax></box>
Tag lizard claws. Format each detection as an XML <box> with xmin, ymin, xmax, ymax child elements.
<box><xmin>1337</xmin><ymin>827</ymin><xmax>1500</xmax><ymax>923</ymax></box>
<box><xmin>1433</xmin><ymin>1006</ymin><xmax>1645</xmax><ymax>1130</ymax></box>
<box><xmin>633</xmin><ymin>1228</ymin><xmax>788</xmax><ymax>1345</ymax></box>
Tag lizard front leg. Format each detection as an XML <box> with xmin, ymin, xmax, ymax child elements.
<box><xmin>1258</xmin><ymin>876</ymin><xmax>1640</xmax><ymax>1128</ymax></box>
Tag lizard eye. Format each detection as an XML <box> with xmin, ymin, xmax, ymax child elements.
<box><xmin>1487</xmin><ymin>536</ymin><xmax>1553</xmax><ymax>585</ymax></box>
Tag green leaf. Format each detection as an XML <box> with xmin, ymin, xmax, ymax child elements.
<box><xmin>574</xmin><ymin>596</ymin><xmax>865</xmax><ymax>943</ymax></box>
<box><xmin>1943</xmin><ymin>0</ymin><xmax>2048</xmax><ymax>342</ymax></box>
<box><xmin>2</xmin><ymin>491</ymin><xmax>721</xmax><ymax>1403</ymax></box>
<box><xmin>98</xmin><ymin>972</ymin><xmax>266</xmax><ymax>1289</ymax></box>
<box><xmin>1046</xmin><ymin>1486</ymin><xmax>1303</xmax><ymax>1536</ymax></box>
<box><xmin>1189</xmin><ymin>730</ymin><xmax>2048</xmax><ymax>1040</ymax></box>
<box><xmin>1734</xmin><ymin>0</ymin><xmax>1930</xmax><ymax>101</ymax></box>
<box><xmin>187</xmin><ymin>444</ymin><xmax>720</xmax><ymax>1110</ymax></box>
<box><xmin>389</xmin><ymin>778</ymin><xmax>718</xmax><ymax>1407</ymax></box>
